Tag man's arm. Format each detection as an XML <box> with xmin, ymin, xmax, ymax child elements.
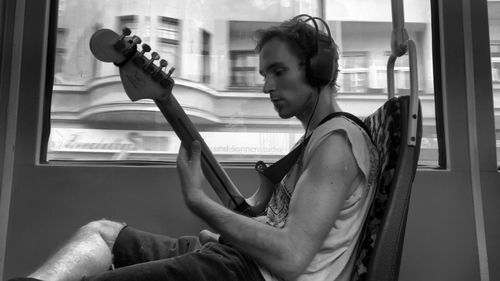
<box><xmin>177</xmin><ymin>132</ymin><xmax>362</xmax><ymax>280</ymax></box>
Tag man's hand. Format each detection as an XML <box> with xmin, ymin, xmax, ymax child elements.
<box><xmin>176</xmin><ymin>140</ymin><xmax>207</xmax><ymax>207</ymax></box>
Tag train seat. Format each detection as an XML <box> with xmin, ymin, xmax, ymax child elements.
<box><xmin>351</xmin><ymin>95</ymin><xmax>423</xmax><ymax>281</ymax></box>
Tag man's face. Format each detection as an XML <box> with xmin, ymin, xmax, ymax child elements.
<box><xmin>259</xmin><ymin>37</ymin><xmax>316</xmax><ymax>119</ymax></box>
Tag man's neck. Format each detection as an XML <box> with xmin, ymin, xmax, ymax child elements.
<box><xmin>300</xmin><ymin>87</ymin><xmax>340</xmax><ymax>137</ymax></box>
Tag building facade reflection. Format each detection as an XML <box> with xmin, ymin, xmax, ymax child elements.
<box><xmin>48</xmin><ymin>0</ymin><xmax>499</xmax><ymax>163</ymax></box>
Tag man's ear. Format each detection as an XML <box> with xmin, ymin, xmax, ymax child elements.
<box><xmin>297</xmin><ymin>61</ymin><xmax>309</xmax><ymax>80</ymax></box>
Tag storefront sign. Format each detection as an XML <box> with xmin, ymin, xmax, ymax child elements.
<box><xmin>48</xmin><ymin>128</ymin><xmax>301</xmax><ymax>160</ymax></box>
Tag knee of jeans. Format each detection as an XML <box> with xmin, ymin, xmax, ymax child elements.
<box><xmin>81</xmin><ymin>219</ymin><xmax>127</xmax><ymax>249</ymax></box>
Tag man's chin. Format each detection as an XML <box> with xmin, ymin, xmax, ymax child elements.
<box><xmin>276</xmin><ymin>110</ymin><xmax>292</xmax><ymax>119</ymax></box>
<box><xmin>275</xmin><ymin>107</ymin><xmax>294</xmax><ymax>119</ymax></box>
<box><xmin>278</xmin><ymin>113</ymin><xmax>294</xmax><ymax>119</ymax></box>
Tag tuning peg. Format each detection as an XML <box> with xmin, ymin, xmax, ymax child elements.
<box><xmin>143</xmin><ymin>52</ymin><xmax>160</xmax><ymax>73</ymax></box>
<box><xmin>159</xmin><ymin>67</ymin><xmax>176</xmax><ymax>88</ymax></box>
<box><xmin>149</xmin><ymin>52</ymin><xmax>160</xmax><ymax>61</ymax></box>
<box><xmin>114</xmin><ymin>27</ymin><xmax>132</xmax><ymax>51</ymax></box>
<box><xmin>152</xmin><ymin>59</ymin><xmax>168</xmax><ymax>80</ymax></box>
<box><xmin>138</xmin><ymin>44</ymin><xmax>151</xmax><ymax>56</ymax></box>
<box><xmin>118</xmin><ymin>27</ymin><xmax>131</xmax><ymax>41</ymax></box>
<box><xmin>128</xmin><ymin>35</ymin><xmax>142</xmax><ymax>46</ymax></box>
<box><xmin>159</xmin><ymin>59</ymin><xmax>168</xmax><ymax>69</ymax></box>
<box><xmin>121</xmin><ymin>35</ymin><xmax>141</xmax><ymax>57</ymax></box>
<box><xmin>133</xmin><ymin>44</ymin><xmax>151</xmax><ymax>65</ymax></box>
<box><xmin>165</xmin><ymin>67</ymin><xmax>175</xmax><ymax>78</ymax></box>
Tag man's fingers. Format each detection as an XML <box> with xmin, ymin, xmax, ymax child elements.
<box><xmin>177</xmin><ymin>140</ymin><xmax>201</xmax><ymax>167</ymax></box>
<box><xmin>191</xmin><ymin>140</ymin><xmax>201</xmax><ymax>162</ymax></box>
<box><xmin>177</xmin><ymin>143</ymin><xmax>188</xmax><ymax>165</ymax></box>
<box><xmin>198</xmin><ymin>229</ymin><xmax>220</xmax><ymax>245</ymax></box>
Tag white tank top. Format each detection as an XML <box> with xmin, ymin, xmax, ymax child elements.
<box><xmin>258</xmin><ymin>116</ymin><xmax>379</xmax><ymax>281</ymax></box>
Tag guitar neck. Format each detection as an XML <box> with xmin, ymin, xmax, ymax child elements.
<box><xmin>153</xmin><ymin>93</ymin><xmax>251</xmax><ymax>214</ymax></box>
<box><xmin>88</xmin><ymin>28</ymin><xmax>255</xmax><ymax>215</ymax></box>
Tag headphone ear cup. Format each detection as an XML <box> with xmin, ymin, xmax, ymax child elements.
<box><xmin>307</xmin><ymin>37</ymin><xmax>335</xmax><ymax>87</ymax></box>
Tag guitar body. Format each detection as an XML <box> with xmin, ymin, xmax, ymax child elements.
<box><xmin>89</xmin><ymin>28</ymin><xmax>275</xmax><ymax>216</ymax></box>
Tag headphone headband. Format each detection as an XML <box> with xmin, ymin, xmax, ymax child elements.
<box><xmin>291</xmin><ymin>14</ymin><xmax>336</xmax><ymax>87</ymax></box>
<box><xmin>294</xmin><ymin>14</ymin><xmax>332</xmax><ymax>40</ymax></box>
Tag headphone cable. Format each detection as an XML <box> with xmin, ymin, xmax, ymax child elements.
<box><xmin>304</xmin><ymin>87</ymin><xmax>321</xmax><ymax>139</ymax></box>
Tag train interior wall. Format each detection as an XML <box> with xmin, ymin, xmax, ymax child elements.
<box><xmin>1</xmin><ymin>0</ymin><xmax>500</xmax><ymax>281</ymax></box>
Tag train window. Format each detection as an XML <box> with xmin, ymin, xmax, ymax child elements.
<box><xmin>488</xmin><ymin>0</ymin><xmax>500</xmax><ymax>166</ymax></box>
<box><xmin>45</xmin><ymin>0</ymin><xmax>438</xmax><ymax>165</ymax></box>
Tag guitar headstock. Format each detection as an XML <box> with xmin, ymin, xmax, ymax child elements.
<box><xmin>89</xmin><ymin>28</ymin><xmax>175</xmax><ymax>101</ymax></box>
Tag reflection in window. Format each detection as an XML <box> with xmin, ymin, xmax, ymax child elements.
<box><xmin>325</xmin><ymin>3</ymin><xmax>436</xmax><ymax>165</ymax></box>
<box><xmin>339</xmin><ymin>51</ymin><xmax>369</xmax><ymax>93</ymax></box>
<box><xmin>391</xmin><ymin>52</ymin><xmax>411</xmax><ymax>94</ymax></box>
<box><xmin>492</xmin><ymin>42</ymin><xmax>500</xmax><ymax>85</ymax></box>
<box><xmin>157</xmin><ymin>17</ymin><xmax>180</xmax><ymax>76</ymax></box>
<box><xmin>144</xmin><ymin>16</ymin><xmax>151</xmax><ymax>39</ymax></box>
<box><xmin>119</xmin><ymin>15</ymin><xmax>138</xmax><ymax>35</ymax></box>
<box><xmin>54</xmin><ymin>28</ymin><xmax>68</xmax><ymax>75</ymax></box>
<box><xmin>487</xmin><ymin>0</ymin><xmax>500</xmax><ymax>165</ymax></box>
<box><xmin>158</xmin><ymin>17</ymin><xmax>180</xmax><ymax>41</ymax></box>
<box><xmin>230</xmin><ymin>51</ymin><xmax>260</xmax><ymax>88</ymax></box>
<box><xmin>48</xmin><ymin>0</ymin><xmax>437</xmax><ymax>164</ymax></box>
<box><xmin>201</xmin><ymin>30</ymin><xmax>211</xmax><ymax>84</ymax></box>
<box><xmin>228</xmin><ymin>20</ymin><xmax>271</xmax><ymax>90</ymax></box>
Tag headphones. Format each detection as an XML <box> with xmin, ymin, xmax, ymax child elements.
<box><xmin>292</xmin><ymin>14</ymin><xmax>336</xmax><ymax>88</ymax></box>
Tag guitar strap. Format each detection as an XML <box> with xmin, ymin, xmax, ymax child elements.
<box><xmin>257</xmin><ymin>112</ymin><xmax>372</xmax><ymax>184</ymax></box>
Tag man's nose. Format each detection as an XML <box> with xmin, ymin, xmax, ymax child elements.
<box><xmin>263</xmin><ymin>77</ymin><xmax>275</xmax><ymax>94</ymax></box>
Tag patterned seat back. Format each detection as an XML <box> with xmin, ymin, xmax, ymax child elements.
<box><xmin>350</xmin><ymin>95</ymin><xmax>422</xmax><ymax>281</ymax></box>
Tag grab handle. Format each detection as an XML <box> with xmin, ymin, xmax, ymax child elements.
<box><xmin>387</xmin><ymin>0</ymin><xmax>419</xmax><ymax>146</ymax></box>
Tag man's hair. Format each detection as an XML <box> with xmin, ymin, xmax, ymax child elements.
<box><xmin>254</xmin><ymin>17</ymin><xmax>340</xmax><ymax>89</ymax></box>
